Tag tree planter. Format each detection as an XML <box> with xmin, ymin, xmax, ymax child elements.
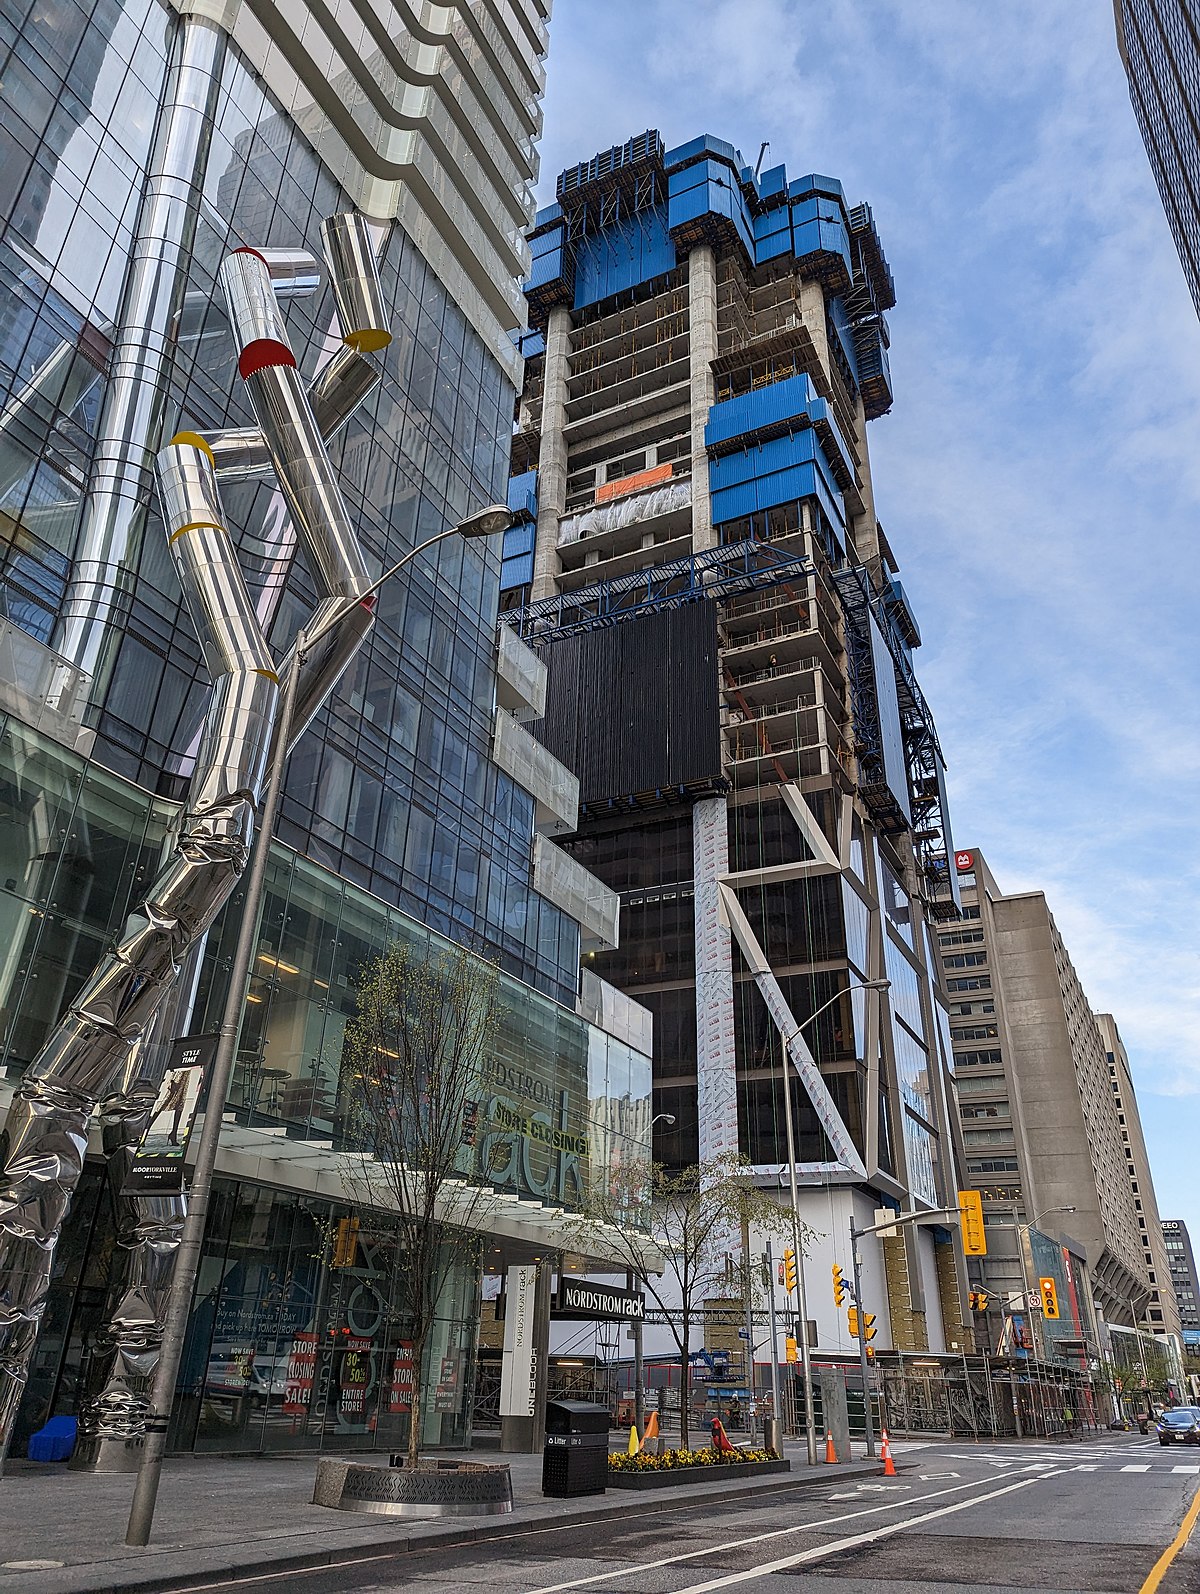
<box><xmin>607</xmin><ymin>1458</ymin><xmax>790</xmax><ymax>1490</ymax></box>
<box><xmin>313</xmin><ymin>1457</ymin><xmax>513</xmax><ymax>1517</ymax></box>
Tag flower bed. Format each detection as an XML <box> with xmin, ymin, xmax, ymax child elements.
<box><xmin>606</xmin><ymin>1446</ymin><xmax>790</xmax><ymax>1490</ymax></box>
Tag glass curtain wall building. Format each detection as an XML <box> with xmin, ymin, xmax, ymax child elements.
<box><xmin>0</xmin><ymin>0</ymin><xmax>652</xmax><ymax>1459</ymax></box>
<box><xmin>504</xmin><ymin>131</ymin><xmax>972</xmax><ymax>1358</ymax></box>
<box><xmin>1114</xmin><ymin>0</ymin><xmax>1200</xmax><ymax>317</ymax></box>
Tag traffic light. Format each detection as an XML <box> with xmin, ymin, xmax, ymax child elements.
<box><xmin>847</xmin><ymin>1305</ymin><xmax>859</xmax><ymax>1337</ymax></box>
<box><xmin>332</xmin><ymin>1215</ymin><xmax>359</xmax><ymax>1268</ymax></box>
<box><xmin>1039</xmin><ymin>1277</ymin><xmax>1060</xmax><ymax>1319</ymax></box>
<box><xmin>832</xmin><ymin>1262</ymin><xmax>847</xmax><ymax>1306</ymax></box>
<box><xmin>861</xmin><ymin>1311</ymin><xmax>877</xmax><ymax>1342</ymax></box>
<box><xmin>783</xmin><ymin>1248</ymin><xmax>798</xmax><ymax>1294</ymax></box>
<box><xmin>785</xmin><ymin>1335</ymin><xmax>798</xmax><ymax>1364</ymax></box>
<box><xmin>968</xmin><ymin>1290</ymin><xmax>989</xmax><ymax>1312</ymax></box>
<box><xmin>958</xmin><ymin>1189</ymin><xmax>987</xmax><ymax>1256</ymax></box>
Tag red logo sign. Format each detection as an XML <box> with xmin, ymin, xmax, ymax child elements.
<box><xmin>954</xmin><ymin>852</ymin><xmax>974</xmax><ymax>872</ymax></box>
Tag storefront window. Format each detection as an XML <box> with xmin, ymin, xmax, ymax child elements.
<box><xmin>172</xmin><ymin>1181</ymin><xmax>480</xmax><ymax>1456</ymax></box>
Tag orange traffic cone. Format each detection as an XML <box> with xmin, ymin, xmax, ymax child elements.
<box><xmin>643</xmin><ymin>1411</ymin><xmax>659</xmax><ymax>1445</ymax></box>
<box><xmin>824</xmin><ymin>1427</ymin><xmax>838</xmax><ymax>1463</ymax></box>
<box><xmin>880</xmin><ymin>1427</ymin><xmax>896</xmax><ymax>1476</ymax></box>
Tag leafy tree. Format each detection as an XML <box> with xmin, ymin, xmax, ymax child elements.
<box><xmin>337</xmin><ymin>940</ymin><xmax>501</xmax><ymax>1466</ymax></box>
<box><xmin>566</xmin><ymin>1152</ymin><xmax>798</xmax><ymax>1449</ymax></box>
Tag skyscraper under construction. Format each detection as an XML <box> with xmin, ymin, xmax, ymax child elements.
<box><xmin>505</xmin><ymin>132</ymin><xmax>972</xmax><ymax>1355</ymax></box>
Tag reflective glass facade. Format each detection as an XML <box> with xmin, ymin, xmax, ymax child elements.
<box><xmin>0</xmin><ymin>0</ymin><xmax>576</xmax><ymax>1002</ymax></box>
<box><xmin>1117</xmin><ymin>0</ymin><xmax>1200</xmax><ymax>318</ymax></box>
<box><xmin>0</xmin><ymin>1</ymin><xmax>648</xmax><ymax>1456</ymax></box>
<box><xmin>0</xmin><ymin>717</ymin><xmax>652</xmax><ymax>1449</ymax></box>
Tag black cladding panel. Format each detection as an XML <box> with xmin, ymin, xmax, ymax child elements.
<box><xmin>533</xmin><ymin>603</ymin><xmax>722</xmax><ymax>805</ymax></box>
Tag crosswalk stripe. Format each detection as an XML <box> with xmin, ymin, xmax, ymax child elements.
<box><xmin>1171</xmin><ymin>1465</ymin><xmax>1200</xmax><ymax>1474</ymax></box>
<box><xmin>1121</xmin><ymin>1465</ymin><xmax>1151</xmax><ymax>1472</ymax></box>
<box><xmin>1075</xmin><ymin>1464</ymin><xmax>1098</xmax><ymax>1471</ymax></box>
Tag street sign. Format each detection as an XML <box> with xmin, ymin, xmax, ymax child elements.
<box><xmin>958</xmin><ymin>1189</ymin><xmax>987</xmax><ymax>1256</ymax></box>
<box><xmin>736</xmin><ymin>1328</ymin><xmax>751</xmax><ymax>1340</ymax></box>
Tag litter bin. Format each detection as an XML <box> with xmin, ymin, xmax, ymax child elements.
<box><xmin>542</xmin><ymin>1399</ymin><xmax>610</xmax><ymax>1498</ymax></box>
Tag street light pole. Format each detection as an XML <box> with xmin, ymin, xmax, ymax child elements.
<box><xmin>778</xmin><ymin>977</ymin><xmax>889</xmax><ymax>1467</ymax></box>
<box><xmin>125</xmin><ymin>509</ymin><xmax>509</xmax><ymax>1547</ymax></box>
<box><xmin>846</xmin><ymin>1204</ymin><xmax>967</xmax><ymax>1459</ymax></box>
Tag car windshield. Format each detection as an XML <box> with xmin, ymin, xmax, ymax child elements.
<box><xmin>1161</xmin><ymin>1411</ymin><xmax>1198</xmax><ymax>1424</ymax></box>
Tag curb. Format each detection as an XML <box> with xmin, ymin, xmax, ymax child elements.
<box><xmin>16</xmin><ymin>1460</ymin><xmax>884</xmax><ymax>1594</ymax></box>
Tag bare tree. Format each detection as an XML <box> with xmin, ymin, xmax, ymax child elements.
<box><xmin>337</xmin><ymin>940</ymin><xmax>501</xmax><ymax>1467</ymax></box>
<box><xmin>566</xmin><ymin>1153</ymin><xmax>797</xmax><ymax>1449</ymax></box>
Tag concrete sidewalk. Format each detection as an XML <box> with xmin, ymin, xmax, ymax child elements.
<box><xmin>0</xmin><ymin>1437</ymin><xmax>888</xmax><ymax>1594</ymax></box>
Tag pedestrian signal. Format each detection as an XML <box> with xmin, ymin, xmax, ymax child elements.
<box><xmin>958</xmin><ymin>1189</ymin><xmax>986</xmax><ymax>1256</ymax></box>
<box><xmin>784</xmin><ymin>1249</ymin><xmax>798</xmax><ymax>1294</ymax></box>
<box><xmin>832</xmin><ymin>1262</ymin><xmax>847</xmax><ymax>1306</ymax></box>
<box><xmin>847</xmin><ymin>1305</ymin><xmax>859</xmax><ymax>1337</ymax></box>
<box><xmin>1039</xmin><ymin>1276</ymin><xmax>1060</xmax><ymax>1319</ymax></box>
<box><xmin>785</xmin><ymin>1335</ymin><xmax>798</xmax><ymax>1364</ymax></box>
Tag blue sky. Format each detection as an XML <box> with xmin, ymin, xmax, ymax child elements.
<box><xmin>536</xmin><ymin>2</ymin><xmax>1200</xmax><ymax>1237</ymax></box>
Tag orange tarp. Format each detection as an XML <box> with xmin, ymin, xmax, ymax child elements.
<box><xmin>595</xmin><ymin>461</ymin><xmax>672</xmax><ymax>503</ymax></box>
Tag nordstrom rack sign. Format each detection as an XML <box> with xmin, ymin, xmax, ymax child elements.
<box><xmin>553</xmin><ymin>1279</ymin><xmax>645</xmax><ymax>1321</ymax></box>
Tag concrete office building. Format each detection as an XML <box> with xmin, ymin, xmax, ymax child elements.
<box><xmin>936</xmin><ymin>850</ymin><xmax>1160</xmax><ymax>1365</ymax></box>
<box><xmin>1162</xmin><ymin>1220</ymin><xmax>1200</xmax><ymax>1348</ymax></box>
<box><xmin>1097</xmin><ymin>1013</ymin><xmax>1182</xmax><ymax>1346</ymax></box>
<box><xmin>504</xmin><ymin>130</ymin><xmax>974</xmax><ymax>1361</ymax></box>
<box><xmin>1114</xmin><ymin>0</ymin><xmax>1200</xmax><ymax>316</ymax></box>
<box><xmin>0</xmin><ymin>0</ymin><xmax>654</xmax><ymax>1464</ymax></box>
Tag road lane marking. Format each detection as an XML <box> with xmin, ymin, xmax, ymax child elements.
<box><xmin>1172</xmin><ymin>1465</ymin><xmax>1200</xmax><ymax>1474</ymax></box>
<box><xmin>1138</xmin><ymin>1480</ymin><xmax>1200</xmax><ymax>1594</ymax></box>
<box><xmin>524</xmin><ymin>1473</ymin><xmax>1033</xmax><ymax>1594</ymax></box>
<box><xmin>1123</xmin><ymin>1465</ymin><xmax>1152</xmax><ymax>1472</ymax></box>
<box><xmin>668</xmin><ymin>1473</ymin><xmax>1059</xmax><ymax>1593</ymax></box>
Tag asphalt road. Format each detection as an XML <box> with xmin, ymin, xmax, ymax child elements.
<box><xmin>159</xmin><ymin>1433</ymin><xmax>1200</xmax><ymax>1594</ymax></box>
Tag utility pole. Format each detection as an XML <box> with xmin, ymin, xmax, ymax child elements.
<box><xmin>627</xmin><ymin>1269</ymin><xmax>645</xmax><ymax>1434</ymax></box>
<box><xmin>741</xmin><ymin>1214</ymin><xmax>757</xmax><ymax>1446</ymax></box>
<box><xmin>848</xmin><ymin>1214</ymin><xmax>876</xmax><ymax>1458</ymax></box>
<box><xmin>765</xmin><ymin>1239</ymin><xmax>784</xmax><ymax>1451</ymax></box>
<box><xmin>845</xmin><ymin>1203</ymin><xmax>968</xmax><ymax>1462</ymax></box>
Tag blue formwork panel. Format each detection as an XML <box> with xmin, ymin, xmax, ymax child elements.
<box><xmin>788</xmin><ymin>173</ymin><xmax>846</xmax><ymax>205</ymax></box>
<box><xmin>667</xmin><ymin>160</ymin><xmax>755</xmax><ymax>261</ymax></box>
<box><xmin>828</xmin><ymin>296</ymin><xmax>860</xmax><ymax>388</ymax></box>
<box><xmin>753</xmin><ymin>201</ymin><xmax>793</xmax><ymax>262</ymax></box>
<box><xmin>709</xmin><ymin>435</ymin><xmax>846</xmax><ymax>533</ymax></box>
<box><xmin>525</xmin><ymin>223</ymin><xmax>573</xmax><ymax>311</ymax></box>
<box><xmin>790</xmin><ymin>203</ymin><xmax>852</xmax><ymax>290</ymax></box>
<box><xmin>572</xmin><ymin>206</ymin><xmax>677</xmax><ymax>310</ymax></box>
<box><xmin>758</xmin><ymin>163</ymin><xmax>787</xmax><ymax>199</ymax></box>
<box><xmin>499</xmin><ymin>549</ymin><xmax>534</xmax><ymax>593</ymax></box>
<box><xmin>665</xmin><ymin>133</ymin><xmax>743</xmax><ymax>170</ymax></box>
<box><xmin>704</xmin><ymin>375</ymin><xmax>855</xmax><ymax>487</ymax></box>
<box><xmin>507</xmin><ymin>470</ymin><xmax>538</xmax><ymax>523</ymax></box>
<box><xmin>704</xmin><ymin>373</ymin><xmax>819</xmax><ymax>448</ymax></box>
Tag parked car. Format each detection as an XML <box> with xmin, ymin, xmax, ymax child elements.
<box><xmin>1155</xmin><ymin>1407</ymin><xmax>1200</xmax><ymax>1446</ymax></box>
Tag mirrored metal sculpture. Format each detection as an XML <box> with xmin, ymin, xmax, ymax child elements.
<box><xmin>0</xmin><ymin>213</ymin><xmax>390</xmax><ymax>1461</ymax></box>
